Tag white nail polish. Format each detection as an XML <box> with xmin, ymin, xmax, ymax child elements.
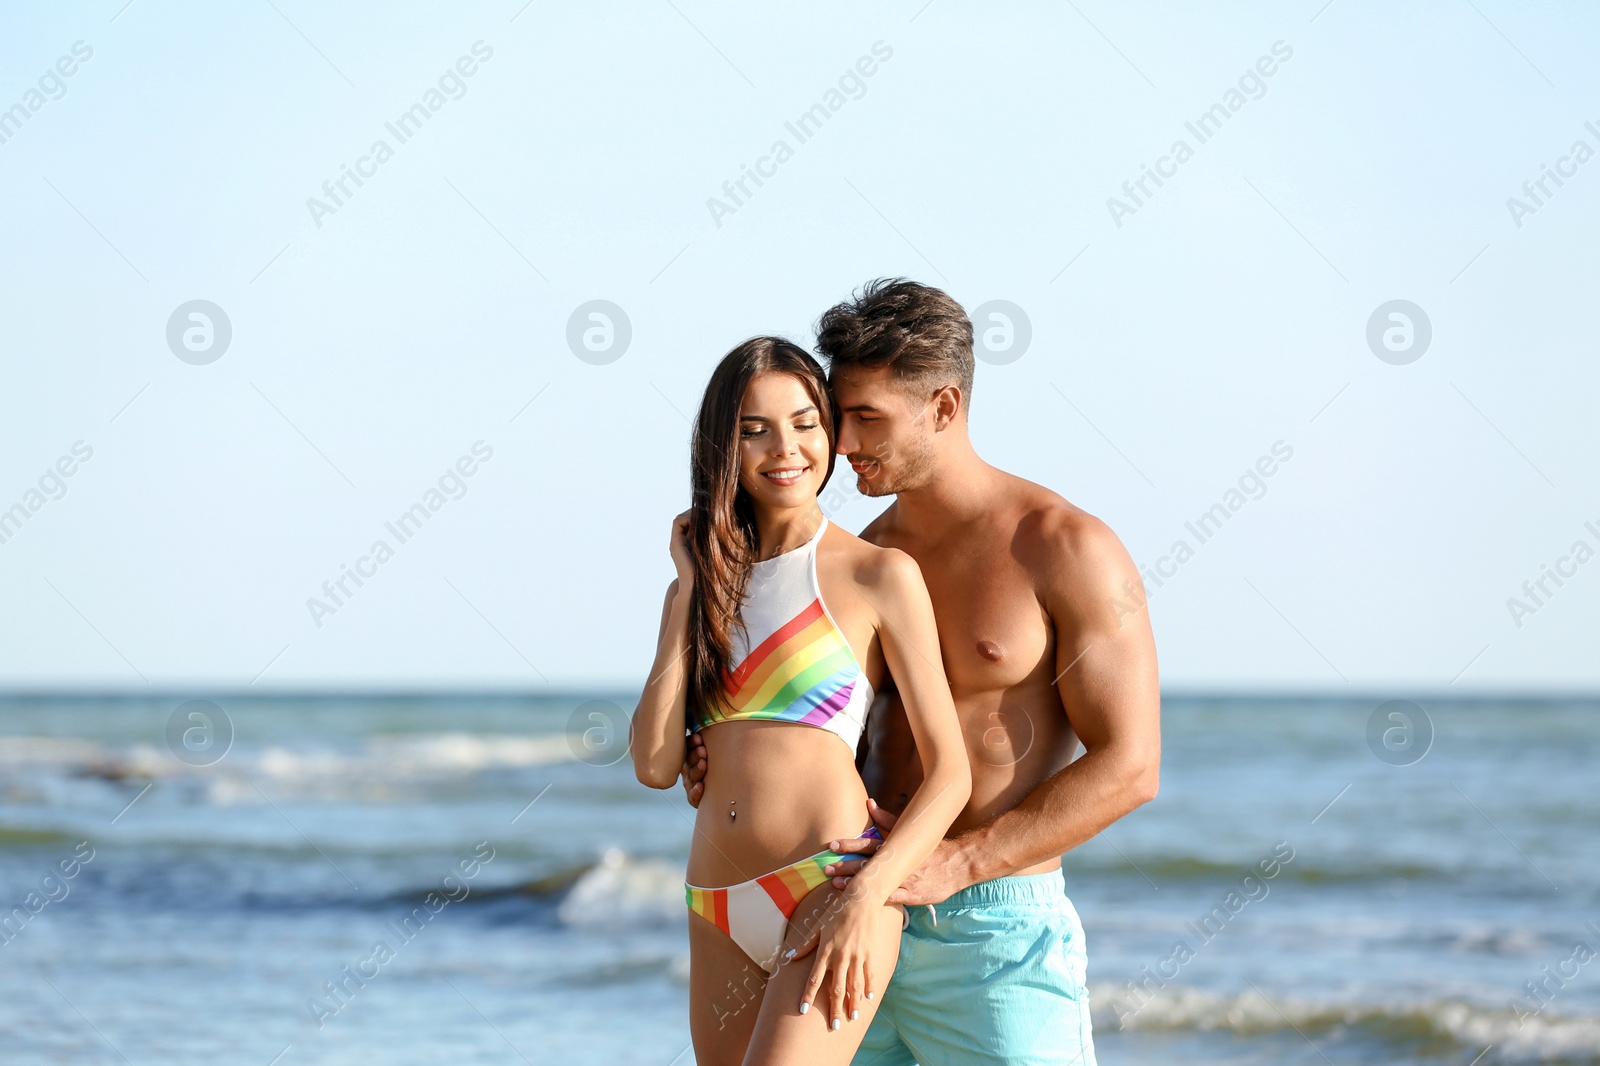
<box><xmin>832</xmin><ymin>1018</ymin><xmax>840</xmax><ymax>1030</ymax></box>
<box><xmin>799</xmin><ymin>1002</ymin><xmax>808</xmax><ymax>1014</ymax></box>
<box><xmin>866</xmin><ymin>991</ymin><xmax>874</xmax><ymax>999</ymax></box>
<box><xmin>851</xmin><ymin>1009</ymin><xmax>860</xmax><ymax>1021</ymax></box>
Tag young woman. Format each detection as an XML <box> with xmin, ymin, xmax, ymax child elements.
<box><xmin>632</xmin><ymin>337</ymin><xmax>970</xmax><ymax>1066</ymax></box>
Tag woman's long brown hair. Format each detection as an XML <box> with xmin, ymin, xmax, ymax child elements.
<box><xmin>686</xmin><ymin>337</ymin><xmax>837</xmax><ymax>719</ymax></box>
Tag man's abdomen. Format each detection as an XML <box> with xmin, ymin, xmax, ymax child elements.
<box><xmin>864</xmin><ymin>679</ymin><xmax>1080</xmax><ymax>843</ymax></box>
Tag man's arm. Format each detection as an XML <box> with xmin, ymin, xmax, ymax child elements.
<box><xmin>823</xmin><ymin>509</ymin><xmax>1160</xmax><ymax>901</ymax></box>
<box><xmin>957</xmin><ymin>510</ymin><xmax>1160</xmax><ymax>882</ymax></box>
<box><xmin>680</xmin><ymin>731</ymin><xmax>706</xmax><ymax>807</ymax></box>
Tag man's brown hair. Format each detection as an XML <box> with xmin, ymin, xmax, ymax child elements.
<box><xmin>815</xmin><ymin>278</ymin><xmax>974</xmax><ymax>411</ymax></box>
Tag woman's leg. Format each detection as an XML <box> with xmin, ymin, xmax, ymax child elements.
<box><xmin>688</xmin><ymin>911</ymin><xmax>770</xmax><ymax>1066</ymax></box>
<box><xmin>740</xmin><ymin>886</ymin><xmax>904</xmax><ymax>1066</ymax></box>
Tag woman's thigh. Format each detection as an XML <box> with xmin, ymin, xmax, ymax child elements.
<box><xmin>743</xmin><ymin>886</ymin><xmax>904</xmax><ymax>1066</ymax></box>
<box><xmin>688</xmin><ymin>914</ymin><xmax>770</xmax><ymax>1066</ymax></box>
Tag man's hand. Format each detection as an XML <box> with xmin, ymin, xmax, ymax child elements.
<box><xmin>788</xmin><ymin>798</ymin><xmax>977</xmax><ymax>962</ymax></box>
<box><xmin>827</xmin><ymin>798</ymin><xmax>974</xmax><ymax>907</ymax></box>
<box><xmin>680</xmin><ymin>732</ymin><xmax>707</xmax><ymax>808</ymax></box>
<box><xmin>819</xmin><ymin>797</ymin><xmax>893</xmax><ymax>885</ymax></box>
<box><xmin>875</xmin><ymin>835</ymin><xmax>975</xmax><ymax>907</ymax></box>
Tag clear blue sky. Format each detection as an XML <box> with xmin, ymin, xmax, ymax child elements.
<box><xmin>1</xmin><ymin>1</ymin><xmax>1596</xmax><ymax>693</ymax></box>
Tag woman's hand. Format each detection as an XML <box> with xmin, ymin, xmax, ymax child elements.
<box><xmin>797</xmin><ymin>895</ymin><xmax>885</xmax><ymax>1030</ymax></box>
<box><xmin>669</xmin><ymin>510</ymin><xmax>694</xmax><ymax>588</ymax></box>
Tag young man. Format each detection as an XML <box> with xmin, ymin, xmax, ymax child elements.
<box><xmin>681</xmin><ymin>279</ymin><xmax>1161</xmax><ymax>1065</ymax></box>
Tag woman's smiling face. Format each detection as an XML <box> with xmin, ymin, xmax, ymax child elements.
<box><xmin>736</xmin><ymin>371</ymin><xmax>830</xmax><ymax>507</ymax></box>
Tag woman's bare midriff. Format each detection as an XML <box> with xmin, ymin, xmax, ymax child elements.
<box><xmin>686</xmin><ymin>719</ymin><xmax>871</xmax><ymax>888</ymax></box>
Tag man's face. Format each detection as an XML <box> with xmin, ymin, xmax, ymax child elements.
<box><xmin>831</xmin><ymin>367</ymin><xmax>937</xmax><ymax>497</ymax></box>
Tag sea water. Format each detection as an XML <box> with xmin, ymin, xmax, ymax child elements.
<box><xmin>0</xmin><ymin>694</ymin><xmax>1595</xmax><ymax>1065</ymax></box>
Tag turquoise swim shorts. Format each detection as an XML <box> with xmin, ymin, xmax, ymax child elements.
<box><xmin>851</xmin><ymin>869</ymin><xmax>1096</xmax><ymax>1066</ymax></box>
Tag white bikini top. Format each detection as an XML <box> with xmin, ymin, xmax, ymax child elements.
<box><xmin>687</xmin><ymin>517</ymin><xmax>873</xmax><ymax>755</ymax></box>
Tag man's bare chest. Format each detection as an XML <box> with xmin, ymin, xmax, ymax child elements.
<box><xmin>902</xmin><ymin>543</ymin><xmax>1053</xmax><ymax>695</ymax></box>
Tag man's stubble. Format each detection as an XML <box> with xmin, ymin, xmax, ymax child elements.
<box><xmin>853</xmin><ymin>430</ymin><xmax>937</xmax><ymax>498</ymax></box>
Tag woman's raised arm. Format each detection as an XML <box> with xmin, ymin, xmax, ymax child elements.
<box><xmin>631</xmin><ymin>513</ymin><xmax>695</xmax><ymax>789</ymax></box>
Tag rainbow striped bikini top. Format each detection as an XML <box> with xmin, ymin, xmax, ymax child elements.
<box><xmin>688</xmin><ymin>517</ymin><xmax>873</xmax><ymax>755</ymax></box>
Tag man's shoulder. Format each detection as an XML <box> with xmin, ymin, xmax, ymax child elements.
<box><xmin>998</xmin><ymin>474</ymin><xmax>1130</xmax><ymax>582</ymax></box>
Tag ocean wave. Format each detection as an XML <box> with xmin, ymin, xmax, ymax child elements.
<box><xmin>1094</xmin><ymin>984</ymin><xmax>1600</xmax><ymax>1062</ymax></box>
<box><xmin>0</xmin><ymin>825</ymin><xmax>83</xmax><ymax>847</ymax></box>
<box><xmin>253</xmin><ymin>851</ymin><xmax>681</xmax><ymax>919</ymax></box>
<box><xmin>1068</xmin><ymin>853</ymin><xmax>1452</xmax><ymax>885</ymax></box>
<box><xmin>556</xmin><ymin>848</ymin><xmax>684</xmax><ymax>929</ymax></box>
<box><xmin>0</xmin><ymin>732</ymin><xmax>579</xmax><ymax>804</ymax></box>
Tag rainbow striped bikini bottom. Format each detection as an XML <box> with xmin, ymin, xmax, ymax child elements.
<box><xmin>684</xmin><ymin>823</ymin><xmax>884</xmax><ymax>974</ymax></box>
